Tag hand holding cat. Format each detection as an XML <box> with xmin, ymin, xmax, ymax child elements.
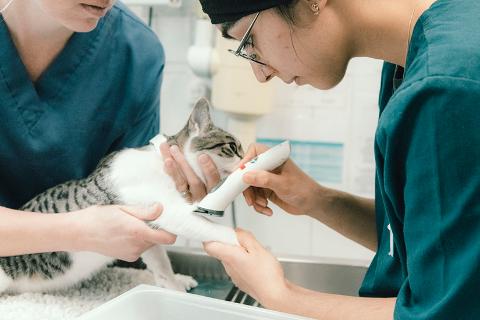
<box><xmin>241</xmin><ymin>143</ymin><xmax>322</xmax><ymax>216</ymax></box>
<box><xmin>71</xmin><ymin>203</ymin><xmax>176</xmax><ymax>262</ymax></box>
<box><xmin>203</xmin><ymin>229</ymin><xmax>290</xmax><ymax>307</ymax></box>
<box><xmin>160</xmin><ymin>142</ymin><xmax>220</xmax><ymax>202</ymax></box>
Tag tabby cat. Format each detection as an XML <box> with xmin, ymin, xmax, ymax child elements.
<box><xmin>0</xmin><ymin>98</ymin><xmax>244</xmax><ymax>293</ymax></box>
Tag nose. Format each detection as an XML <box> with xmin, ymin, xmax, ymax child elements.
<box><xmin>250</xmin><ymin>62</ymin><xmax>276</xmax><ymax>83</ymax></box>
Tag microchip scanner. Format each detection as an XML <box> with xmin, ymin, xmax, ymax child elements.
<box><xmin>194</xmin><ymin>141</ymin><xmax>291</xmax><ymax>216</ymax></box>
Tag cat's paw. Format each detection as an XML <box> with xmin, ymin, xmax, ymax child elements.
<box><xmin>153</xmin><ymin>275</ymin><xmax>185</xmax><ymax>292</ymax></box>
<box><xmin>174</xmin><ymin>273</ymin><xmax>198</xmax><ymax>291</ymax></box>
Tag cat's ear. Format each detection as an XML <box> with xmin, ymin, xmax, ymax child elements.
<box><xmin>188</xmin><ymin>98</ymin><xmax>213</xmax><ymax>134</ymax></box>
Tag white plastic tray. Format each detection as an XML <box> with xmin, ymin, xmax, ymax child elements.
<box><xmin>78</xmin><ymin>284</ymin><xmax>312</xmax><ymax>320</ymax></box>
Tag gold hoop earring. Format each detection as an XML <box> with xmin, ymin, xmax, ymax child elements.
<box><xmin>311</xmin><ymin>2</ymin><xmax>320</xmax><ymax>15</ymax></box>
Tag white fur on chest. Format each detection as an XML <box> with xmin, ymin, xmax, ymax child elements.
<box><xmin>109</xmin><ymin>139</ymin><xmax>238</xmax><ymax>246</ymax></box>
<box><xmin>110</xmin><ymin>146</ymin><xmax>186</xmax><ymax>207</ymax></box>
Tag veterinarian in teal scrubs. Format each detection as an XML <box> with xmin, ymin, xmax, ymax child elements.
<box><xmin>163</xmin><ymin>0</ymin><xmax>480</xmax><ymax>319</ymax></box>
<box><xmin>0</xmin><ymin>1</ymin><xmax>175</xmax><ymax>261</ymax></box>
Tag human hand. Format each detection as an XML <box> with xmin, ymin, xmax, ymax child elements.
<box><xmin>71</xmin><ymin>203</ymin><xmax>176</xmax><ymax>262</ymax></box>
<box><xmin>203</xmin><ymin>229</ymin><xmax>289</xmax><ymax>305</ymax></box>
<box><xmin>160</xmin><ymin>142</ymin><xmax>220</xmax><ymax>203</ymax></box>
<box><xmin>241</xmin><ymin>143</ymin><xmax>321</xmax><ymax>216</ymax></box>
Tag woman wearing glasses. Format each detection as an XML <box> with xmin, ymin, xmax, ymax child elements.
<box><xmin>0</xmin><ymin>1</ymin><xmax>175</xmax><ymax>261</ymax></box>
<box><xmin>163</xmin><ymin>0</ymin><xmax>480</xmax><ymax>319</ymax></box>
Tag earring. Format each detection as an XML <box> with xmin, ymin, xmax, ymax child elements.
<box><xmin>307</xmin><ymin>0</ymin><xmax>320</xmax><ymax>16</ymax></box>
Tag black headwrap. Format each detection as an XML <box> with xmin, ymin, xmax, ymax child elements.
<box><xmin>199</xmin><ymin>0</ymin><xmax>294</xmax><ymax>24</ymax></box>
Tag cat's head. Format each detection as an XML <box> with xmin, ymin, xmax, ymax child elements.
<box><xmin>165</xmin><ymin>98</ymin><xmax>244</xmax><ymax>183</ymax></box>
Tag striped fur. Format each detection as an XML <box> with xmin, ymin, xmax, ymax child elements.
<box><xmin>0</xmin><ymin>98</ymin><xmax>243</xmax><ymax>293</ymax></box>
<box><xmin>20</xmin><ymin>153</ymin><xmax>119</xmax><ymax>213</ymax></box>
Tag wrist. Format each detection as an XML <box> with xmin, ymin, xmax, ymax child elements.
<box><xmin>57</xmin><ymin>211</ymin><xmax>85</xmax><ymax>252</ymax></box>
<box><xmin>303</xmin><ymin>182</ymin><xmax>329</xmax><ymax>216</ymax></box>
<box><xmin>259</xmin><ymin>279</ymin><xmax>294</xmax><ymax>311</ymax></box>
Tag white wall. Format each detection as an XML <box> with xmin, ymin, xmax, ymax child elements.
<box><xmin>127</xmin><ymin>1</ymin><xmax>380</xmax><ymax>263</ymax></box>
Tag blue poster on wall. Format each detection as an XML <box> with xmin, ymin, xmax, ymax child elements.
<box><xmin>257</xmin><ymin>138</ymin><xmax>344</xmax><ymax>184</ymax></box>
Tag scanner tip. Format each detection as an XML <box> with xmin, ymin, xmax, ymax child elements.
<box><xmin>193</xmin><ymin>207</ymin><xmax>225</xmax><ymax>217</ymax></box>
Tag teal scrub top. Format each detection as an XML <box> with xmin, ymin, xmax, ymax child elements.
<box><xmin>359</xmin><ymin>0</ymin><xmax>480</xmax><ymax>318</ymax></box>
<box><xmin>0</xmin><ymin>3</ymin><xmax>164</xmax><ymax>209</ymax></box>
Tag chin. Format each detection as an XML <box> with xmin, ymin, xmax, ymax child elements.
<box><xmin>310</xmin><ymin>81</ymin><xmax>339</xmax><ymax>90</ymax></box>
<box><xmin>69</xmin><ymin>19</ymin><xmax>99</xmax><ymax>32</ymax></box>
<box><xmin>311</xmin><ymin>71</ymin><xmax>347</xmax><ymax>90</ymax></box>
<box><xmin>62</xmin><ymin>19</ymin><xmax>100</xmax><ymax>33</ymax></box>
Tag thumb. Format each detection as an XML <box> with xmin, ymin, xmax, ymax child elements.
<box><xmin>242</xmin><ymin>170</ymin><xmax>284</xmax><ymax>192</ymax></box>
<box><xmin>237</xmin><ymin>143</ymin><xmax>269</xmax><ymax>168</ymax></box>
<box><xmin>119</xmin><ymin>203</ymin><xmax>163</xmax><ymax>221</ymax></box>
<box><xmin>203</xmin><ymin>241</ymin><xmax>240</xmax><ymax>262</ymax></box>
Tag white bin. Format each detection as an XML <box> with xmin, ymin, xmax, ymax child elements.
<box><xmin>78</xmin><ymin>284</ymin><xmax>312</xmax><ymax>320</ymax></box>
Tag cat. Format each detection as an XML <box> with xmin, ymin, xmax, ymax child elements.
<box><xmin>0</xmin><ymin>98</ymin><xmax>244</xmax><ymax>294</ymax></box>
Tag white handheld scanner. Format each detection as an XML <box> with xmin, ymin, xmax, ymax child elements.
<box><xmin>194</xmin><ymin>141</ymin><xmax>291</xmax><ymax>216</ymax></box>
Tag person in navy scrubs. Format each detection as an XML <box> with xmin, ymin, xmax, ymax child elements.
<box><xmin>0</xmin><ymin>1</ymin><xmax>176</xmax><ymax>261</ymax></box>
<box><xmin>163</xmin><ymin>0</ymin><xmax>480</xmax><ymax>319</ymax></box>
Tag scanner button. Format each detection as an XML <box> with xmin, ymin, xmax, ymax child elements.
<box><xmin>240</xmin><ymin>164</ymin><xmax>246</xmax><ymax>170</ymax></box>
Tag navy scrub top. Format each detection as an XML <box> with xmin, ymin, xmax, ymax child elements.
<box><xmin>0</xmin><ymin>3</ymin><xmax>165</xmax><ymax>209</ymax></box>
<box><xmin>359</xmin><ymin>0</ymin><xmax>480</xmax><ymax>318</ymax></box>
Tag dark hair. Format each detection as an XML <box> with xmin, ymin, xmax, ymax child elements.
<box><xmin>220</xmin><ymin>0</ymin><xmax>299</xmax><ymax>38</ymax></box>
<box><xmin>275</xmin><ymin>0</ymin><xmax>299</xmax><ymax>26</ymax></box>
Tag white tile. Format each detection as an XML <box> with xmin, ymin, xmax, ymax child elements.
<box><xmin>311</xmin><ymin>222</ymin><xmax>375</xmax><ymax>262</ymax></box>
<box><xmin>233</xmin><ymin>200</ymin><xmax>313</xmax><ymax>256</ymax></box>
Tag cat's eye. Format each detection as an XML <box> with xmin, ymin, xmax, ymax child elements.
<box><xmin>229</xmin><ymin>142</ymin><xmax>237</xmax><ymax>154</ymax></box>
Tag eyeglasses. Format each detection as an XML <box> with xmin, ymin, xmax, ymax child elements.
<box><xmin>227</xmin><ymin>12</ymin><xmax>267</xmax><ymax>66</ymax></box>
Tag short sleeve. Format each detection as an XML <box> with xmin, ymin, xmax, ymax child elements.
<box><xmin>388</xmin><ymin>77</ymin><xmax>480</xmax><ymax>319</ymax></box>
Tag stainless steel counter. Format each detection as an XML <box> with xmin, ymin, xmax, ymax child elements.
<box><xmin>167</xmin><ymin>247</ymin><xmax>369</xmax><ymax>307</ymax></box>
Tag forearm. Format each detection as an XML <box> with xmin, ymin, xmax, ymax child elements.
<box><xmin>306</xmin><ymin>186</ymin><xmax>377</xmax><ymax>251</ymax></box>
<box><xmin>0</xmin><ymin>206</ymin><xmax>81</xmax><ymax>256</ymax></box>
<box><xmin>264</xmin><ymin>281</ymin><xmax>395</xmax><ymax>320</ymax></box>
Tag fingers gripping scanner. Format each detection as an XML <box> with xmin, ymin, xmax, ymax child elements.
<box><xmin>194</xmin><ymin>141</ymin><xmax>291</xmax><ymax>216</ymax></box>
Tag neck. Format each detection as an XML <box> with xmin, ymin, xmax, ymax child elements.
<box><xmin>1</xmin><ymin>0</ymin><xmax>73</xmax><ymax>81</ymax></box>
<box><xmin>343</xmin><ymin>0</ymin><xmax>436</xmax><ymax>66</ymax></box>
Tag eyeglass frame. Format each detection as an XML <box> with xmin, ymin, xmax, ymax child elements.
<box><xmin>227</xmin><ymin>12</ymin><xmax>267</xmax><ymax>66</ymax></box>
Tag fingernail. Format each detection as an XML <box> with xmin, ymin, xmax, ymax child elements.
<box><xmin>256</xmin><ymin>198</ymin><xmax>267</xmax><ymax>207</ymax></box>
<box><xmin>199</xmin><ymin>154</ymin><xmax>209</xmax><ymax>164</ymax></box>
<box><xmin>150</xmin><ymin>203</ymin><xmax>163</xmax><ymax>211</ymax></box>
